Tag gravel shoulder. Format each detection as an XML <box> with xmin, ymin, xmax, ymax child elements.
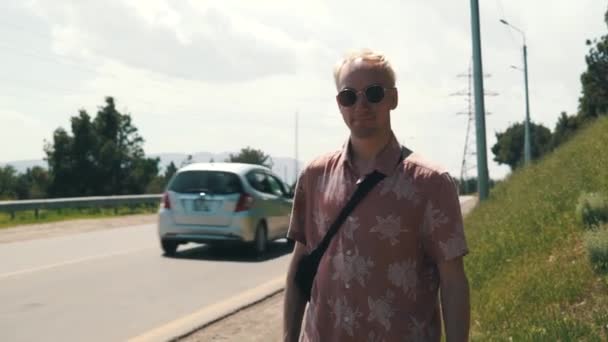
<box><xmin>179</xmin><ymin>291</ymin><xmax>285</xmax><ymax>342</ymax></box>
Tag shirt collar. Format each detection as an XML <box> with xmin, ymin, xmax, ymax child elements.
<box><xmin>339</xmin><ymin>131</ymin><xmax>403</xmax><ymax>177</ymax></box>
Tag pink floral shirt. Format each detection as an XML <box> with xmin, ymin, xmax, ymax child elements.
<box><xmin>288</xmin><ymin>133</ymin><xmax>468</xmax><ymax>342</ymax></box>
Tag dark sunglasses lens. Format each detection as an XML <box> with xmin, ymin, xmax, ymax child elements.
<box><xmin>365</xmin><ymin>85</ymin><xmax>385</xmax><ymax>103</ymax></box>
<box><xmin>338</xmin><ymin>90</ymin><xmax>357</xmax><ymax>107</ymax></box>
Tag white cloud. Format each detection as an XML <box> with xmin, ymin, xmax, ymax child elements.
<box><xmin>0</xmin><ymin>107</ymin><xmax>48</xmax><ymax>161</ymax></box>
<box><xmin>1</xmin><ymin>0</ymin><xmax>605</xmax><ymax>181</ymax></box>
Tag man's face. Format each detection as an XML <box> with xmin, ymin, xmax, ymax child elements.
<box><xmin>336</xmin><ymin>60</ymin><xmax>398</xmax><ymax>139</ymax></box>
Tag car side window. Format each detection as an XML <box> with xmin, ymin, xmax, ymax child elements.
<box><xmin>246</xmin><ymin>172</ymin><xmax>267</xmax><ymax>193</ymax></box>
<box><xmin>266</xmin><ymin>175</ymin><xmax>285</xmax><ymax>197</ymax></box>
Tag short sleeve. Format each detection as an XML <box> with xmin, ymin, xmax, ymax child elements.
<box><xmin>421</xmin><ymin>172</ymin><xmax>469</xmax><ymax>262</ymax></box>
<box><xmin>287</xmin><ymin>168</ymin><xmax>308</xmax><ymax>245</ymax></box>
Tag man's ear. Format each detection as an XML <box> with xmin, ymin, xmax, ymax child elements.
<box><xmin>390</xmin><ymin>90</ymin><xmax>398</xmax><ymax>110</ymax></box>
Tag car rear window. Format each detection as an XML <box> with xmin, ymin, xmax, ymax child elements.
<box><xmin>168</xmin><ymin>171</ymin><xmax>242</xmax><ymax>194</ymax></box>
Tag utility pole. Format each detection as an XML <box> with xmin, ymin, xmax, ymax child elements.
<box><xmin>500</xmin><ymin>19</ymin><xmax>532</xmax><ymax>165</ymax></box>
<box><xmin>501</xmin><ymin>19</ymin><xmax>532</xmax><ymax>165</ymax></box>
<box><xmin>523</xmin><ymin>44</ymin><xmax>532</xmax><ymax>164</ymax></box>
<box><xmin>470</xmin><ymin>0</ymin><xmax>490</xmax><ymax>201</ymax></box>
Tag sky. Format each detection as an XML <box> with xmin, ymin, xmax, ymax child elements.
<box><xmin>0</xmin><ymin>0</ymin><xmax>606</xmax><ymax>182</ymax></box>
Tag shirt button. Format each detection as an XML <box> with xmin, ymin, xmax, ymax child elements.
<box><xmin>346</xmin><ymin>250</ymin><xmax>352</xmax><ymax>256</ymax></box>
<box><xmin>345</xmin><ymin>284</ymin><xmax>350</xmax><ymax>289</ymax></box>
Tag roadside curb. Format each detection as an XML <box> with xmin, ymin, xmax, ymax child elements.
<box><xmin>128</xmin><ymin>276</ymin><xmax>286</xmax><ymax>342</ymax></box>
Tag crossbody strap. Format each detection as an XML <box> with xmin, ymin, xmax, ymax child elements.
<box><xmin>309</xmin><ymin>146</ymin><xmax>412</xmax><ymax>259</ymax></box>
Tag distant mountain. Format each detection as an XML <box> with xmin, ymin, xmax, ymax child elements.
<box><xmin>0</xmin><ymin>159</ymin><xmax>46</xmax><ymax>173</ymax></box>
<box><xmin>151</xmin><ymin>152</ymin><xmax>303</xmax><ymax>184</ymax></box>
<box><xmin>1</xmin><ymin>152</ymin><xmax>304</xmax><ymax>184</ymax></box>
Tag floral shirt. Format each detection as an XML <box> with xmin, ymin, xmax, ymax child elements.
<box><xmin>287</xmin><ymin>132</ymin><xmax>468</xmax><ymax>342</ymax></box>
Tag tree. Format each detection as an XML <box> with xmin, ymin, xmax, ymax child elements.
<box><xmin>226</xmin><ymin>147</ymin><xmax>273</xmax><ymax>168</ymax></box>
<box><xmin>44</xmin><ymin>128</ymin><xmax>75</xmax><ymax>197</ymax></box>
<box><xmin>0</xmin><ymin>165</ymin><xmax>18</xmax><ymax>200</ymax></box>
<box><xmin>550</xmin><ymin>112</ymin><xmax>581</xmax><ymax>149</ymax></box>
<box><xmin>456</xmin><ymin>177</ymin><xmax>498</xmax><ymax>195</ymax></box>
<box><xmin>180</xmin><ymin>155</ymin><xmax>193</xmax><ymax>167</ymax></box>
<box><xmin>458</xmin><ymin>178</ymin><xmax>479</xmax><ymax>195</ymax></box>
<box><xmin>491</xmin><ymin>122</ymin><xmax>553</xmax><ymax>170</ymax></box>
<box><xmin>15</xmin><ymin>167</ymin><xmax>49</xmax><ymax>199</ymax></box>
<box><xmin>68</xmin><ymin>110</ymin><xmax>97</xmax><ymax>195</ymax></box>
<box><xmin>164</xmin><ymin>162</ymin><xmax>178</xmax><ymax>181</ymax></box>
<box><xmin>44</xmin><ymin>97</ymin><xmax>159</xmax><ymax>197</ymax></box>
<box><xmin>579</xmin><ymin>7</ymin><xmax>608</xmax><ymax>119</ymax></box>
<box><xmin>579</xmin><ymin>39</ymin><xmax>608</xmax><ymax>119</ymax></box>
<box><xmin>146</xmin><ymin>161</ymin><xmax>180</xmax><ymax>194</ymax></box>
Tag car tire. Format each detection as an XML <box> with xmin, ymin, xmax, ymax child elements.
<box><xmin>161</xmin><ymin>240</ymin><xmax>178</xmax><ymax>256</ymax></box>
<box><xmin>253</xmin><ymin>222</ymin><xmax>268</xmax><ymax>256</ymax></box>
<box><xmin>286</xmin><ymin>238</ymin><xmax>295</xmax><ymax>250</ymax></box>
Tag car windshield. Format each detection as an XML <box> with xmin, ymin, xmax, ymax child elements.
<box><xmin>168</xmin><ymin>171</ymin><xmax>242</xmax><ymax>195</ymax></box>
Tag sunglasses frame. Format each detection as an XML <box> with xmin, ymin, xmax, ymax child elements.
<box><xmin>337</xmin><ymin>84</ymin><xmax>396</xmax><ymax>107</ymax></box>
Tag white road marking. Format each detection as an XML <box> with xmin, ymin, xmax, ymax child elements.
<box><xmin>0</xmin><ymin>247</ymin><xmax>153</xmax><ymax>279</ymax></box>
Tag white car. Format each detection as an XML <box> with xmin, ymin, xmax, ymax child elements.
<box><xmin>157</xmin><ymin>162</ymin><xmax>294</xmax><ymax>256</ymax></box>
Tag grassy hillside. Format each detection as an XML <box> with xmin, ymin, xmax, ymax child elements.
<box><xmin>466</xmin><ymin>116</ymin><xmax>608</xmax><ymax>340</ymax></box>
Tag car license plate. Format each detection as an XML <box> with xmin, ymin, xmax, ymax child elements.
<box><xmin>193</xmin><ymin>199</ymin><xmax>212</xmax><ymax>212</ymax></box>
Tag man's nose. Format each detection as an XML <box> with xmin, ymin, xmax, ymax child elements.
<box><xmin>354</xmin><ymin>93</ymin><xmax>371</xmax><ymax>110</ymax></box>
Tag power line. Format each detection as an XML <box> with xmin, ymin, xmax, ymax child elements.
<box><xmin>451</xmin><ymin>60</ymin><xmax>498</xmax><ymax>193</ymax></box>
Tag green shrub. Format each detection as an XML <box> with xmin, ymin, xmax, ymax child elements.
<box><xmin>583</xmin><ymin>224</ymin><xmax>608</xmax><ymax>273</ymax></box>
<box><xmin>575</xmin><ymin>192</ymin><xmax>608</xmax><ymax>229</ymax></box>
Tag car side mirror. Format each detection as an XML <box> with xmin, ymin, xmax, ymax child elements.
<box><xmin>285</xmin><ymin>189</ymin><xmax>294</xmax><ymax>199</ymax></box>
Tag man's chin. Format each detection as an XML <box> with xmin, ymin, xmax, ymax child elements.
<box><xmin>350</xmin><ymin>127</ymin><xmax>379</xmax><ymax>139</ymax></box>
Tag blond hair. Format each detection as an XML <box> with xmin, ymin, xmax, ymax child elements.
<box><xmin>333</xmin><ymin>49</ymin><xmax>396</xmax><ymax>90</ymax></box>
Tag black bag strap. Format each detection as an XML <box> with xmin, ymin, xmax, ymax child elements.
<box><xmin>309</xmin><ymin>146</ymin><xmax>412</xmax><ymax>259</ymax></box>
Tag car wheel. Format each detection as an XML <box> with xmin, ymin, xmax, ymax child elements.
<box><xmin>253</xmin><ymin>222</ymin><xmax>268</xmax><ymax>256</ymax></box>
<box><xmin>161</xmin><ymin>240</ymin><xmax>178</xmax><ymax>256</ymax></box>
<box><xmin>286</xmin><ymin>238</ymin><xmax>295</xmax><ymax>250</ymax></box>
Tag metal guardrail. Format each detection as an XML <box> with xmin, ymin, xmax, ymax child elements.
<box><xmin>0</xmin><ymin>194</ymin><xmax>162</xmax><ymax>219</ymax></box>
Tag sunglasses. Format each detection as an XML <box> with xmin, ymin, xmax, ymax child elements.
<box><xmin>337</xmin><ymin>84</ymin><xmax>395</xmax><ymax>107</ymax></box>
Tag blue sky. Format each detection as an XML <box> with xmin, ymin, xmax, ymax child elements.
<box><xmin>0</xmin><ymin>0</ymin><xmax>606</xmax><ymax>181</ymax></box>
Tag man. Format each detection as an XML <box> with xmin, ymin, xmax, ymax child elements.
<box><xmin>283</xmin><ymin>49</ymin><xmax>470</xmax><ymax>342</ymax></box>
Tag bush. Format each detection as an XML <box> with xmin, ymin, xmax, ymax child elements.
<box><xmin>575</xmin><ymin>192</ymin><xmax>608</xmax><ymax>229</ymax></box>
<box><xmin>583</xmin><ymin>225</ymin><xmax>608</xmax><ymax>273</ymax></box>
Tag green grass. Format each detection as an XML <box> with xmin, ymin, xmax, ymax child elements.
<box><xmin>465</xmin><ymin>116</ymin><xmax>608</xmax><ymax>341</ymax></box>
<box><xmin>584</xmin><ymin>224</ymin><xmax>608</xmax><ymax>274</ymax></box>
<box><xmin>0</xmin><ymin>204</ymin><xmax>159</xmax><ymax>229</ymax></box>
<box><xmin>576</xmin><ymin>192</ymin><xmax>608</xmax><ymax>229</ymax></box>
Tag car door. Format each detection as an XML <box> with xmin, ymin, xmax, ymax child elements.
<box><xmin>265</xmin><ymin>174</ymin><xmax>293</xmax><ymax>239</ymax></box>
<box><xmin>246</xmin><ymin>171</ymin><xmax>281</xmax><ymax>234</ymax></box>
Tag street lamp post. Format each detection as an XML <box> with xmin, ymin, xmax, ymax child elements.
<box><xmin>470</xmin><ymin>0</ymin><xmax>490</xmax><ymax>201</ymax></box>
<box><xmin>501</xmin><ymin>19</ymin><xmax>532</xmax><ymax>165</ymax></box>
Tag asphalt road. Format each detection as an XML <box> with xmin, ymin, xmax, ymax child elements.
<box><xmin>0</xmin><ymin>196</ymin><xmax>475</xmax><ymax>342</ymax></box>
<box><xmin>0</xmin><ymin>225</ymin><xmax>293</xmax><ymax>342</ymax></box>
